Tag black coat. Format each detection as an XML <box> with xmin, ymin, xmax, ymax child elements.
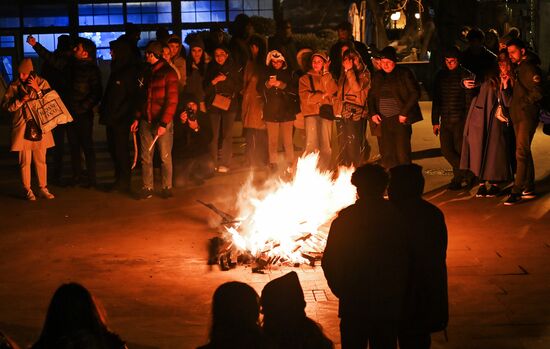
<box><xmin>510</xmin><ymin>53</ymin><xmax>544</xmax><ymax>124</ymax></box>
<box><xmin>391</xmin><ymin>198</ymin><xmax>449</xmax><ymax>335</ymax></box>
<box><xmin>258</xmin><ymin>66</ymin><xmax>297</xmax><ymax>122</ymax></box>
<box><xmin>33</xmin><ymin>43</ymin><xmax>102</xmax><ymax>117</ymax></box>
<box><xmin>432</xmin><ymin>66</ymin><xmax>473</xmax><ymax>125</ymax></box>
<box><xmin>173</xmin><ymin>110</ymin><xmax>213</xmax><ymax>160</ymax></box>
<box><xmin>368</xmin><ymin>66</ymin><xmax>423</xmax><ymax>124</ymax></box>
<box><xmin>204</xmin><ymin>58</ymin><xmax>242</xmax><ymax>112</ymax></box>
<box><xmin>99</xmin><ymin>40</ymin><xmax>139</xmax><ymax>126</ymax></box>
<box><xmin>322</xmin><ymin>198</ymin><xmax>408</xmax><ymax>328</ymax></box>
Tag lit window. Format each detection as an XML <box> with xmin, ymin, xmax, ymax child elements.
<box><xmin>137</xmin><ymin>31</ymin><xmax>158</xmax><ymax>48</ymax></box>
<box><xmin>0</xmin><ymin>4</ymin><xmax>19</xmax><ymax>28</ymax></box>
<box><xmin>23</xmin><ymin>33</ymin><xmax>70</xmax><ymax>57</ymax></box>
<box><xmin>0</xmin><ymin>36</ymin><xmax>15</xmax><ymax>48</ymax></box>
<box><xmin>23</xmin><ymin>4</ymin><xmax>69</xmax><ymax>27</ymax></box>
<box><xmin>229</xmin><ymin>0</ymin><xmax>273</xmax><ymax>20</ymax></box>
<box><xmin>79</xmin><ymin>3</ymin><xmax>124</xmax><ymax>26</ymax></box>
<box><xmin>127</xmin><ymin>2</ymin><xmax>172</xmax><ymax>24</ymax></box>
<box><xmin>80</xmin><ymin>32</ymin><xmax>125</xmax><ymax>60</ymax></box>
<box><xmin>1</xmin><ymin>56</ymin><xmax>13</xmax><ymax>82</ymax></box>
<box><xmin>181</xmin><ymin>1</ymin><xmax>227</xmax><ymax>23</ymax></box>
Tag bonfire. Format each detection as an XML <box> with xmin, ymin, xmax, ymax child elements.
<box><xmin>204</xmin><ymin>153</ymin><xmax>357</xmax><ymax>271</ymax></box>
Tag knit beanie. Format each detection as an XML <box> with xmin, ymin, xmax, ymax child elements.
<box><xmin>18</xmin><ymin>58</ymin><xmax>34</xmax><ymax>74</ymax></box>
<box><xmin>189</xmin><ymin>37</ymin><xmax>205</xmax><ymax>51</ymax></box>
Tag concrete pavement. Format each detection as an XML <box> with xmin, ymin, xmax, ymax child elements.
<box><xmin>0</xmin><ymin>102</ymin><xmax>549</xmax><ymax>348</ymax></box>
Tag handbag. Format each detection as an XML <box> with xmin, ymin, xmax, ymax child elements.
<box><xmin>341</xmin><ymin>101</ymin><xmax>365</xmax><ymax>120</ymax></box>
<box><xmin>212</xmin><ymin>93</ymin><xmax>232</xmax><ymax>111</ymax></box>
<box><xmin>24</xmin><ymin>118</ymin><xmax>42</xmax><ymax>141</ymax></box>
<box><xmin>307</xmin><ymin>74</ymin><xmax>335</xmax><ymax>120</ymax></box>
<box><xmin>494</xmin><ymin>88</ymin><xmax>509</xmax><ymax>123</ymax></box>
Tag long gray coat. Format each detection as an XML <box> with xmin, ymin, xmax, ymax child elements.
<box><xmin>460</xmin><ymin>80</ymin><xmax>513</xmax><ymax>182</ymax></box>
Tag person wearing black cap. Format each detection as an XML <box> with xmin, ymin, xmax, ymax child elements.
<box><xmin>323</xmin><ymin>164</ymin><xmax>408</xmax><ymax>349</ymax></box>
<box><xmin>369</xmin><ymin>46</ymin><xmax>423</xmax><ymax>170</ymax></box>
<box><xmin>261</xmin><ymin>271</ymin><xmax>333</xmax><ymax>349</ymax></box>
<box><xmin>388</xmin><ymin>164</ymin><xmax>448</xmax><ymax>349</ymax></box>
<box><xmin>432</xmin><ymin>46</ymin><xmax>475</xmax><ymax>189</ymax></box>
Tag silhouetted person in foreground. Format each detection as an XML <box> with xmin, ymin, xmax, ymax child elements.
<box><xmin>198</xmin><ymin>281</ymin><xmax>267</xmax><ymax>349</ymax></box>
<box><xmin>322</xmin><ymin>164</ymin><xmax>408</xmax><ymax>349</ymax></box>
<box><xmin>261</xmin><ymin>271</ymin><xmax>333</xmax><ymax>349</ymax></box>
<box><xmin>388</xmin><ymin>164</ymin><xmax>448</xmax><ymax>349</ymax></box>
<box><xmin>31</xmin><ymin>283</ymin><xmax>127</xmax><ymax>349</ymax></box>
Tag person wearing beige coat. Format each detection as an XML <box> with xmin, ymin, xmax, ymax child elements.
<box><xmin>2</xmin><ymin>58</ymin><xmax>55</xmax><ymax>200</ymax></box>
<box><xmin>299</xmin><ymin>51</ymin><xmax>338</xmax><ymax>170</ymax></box>
<box><xmin>334</xmin><ymin>48</ymin><xmax>371</xmax><ymax>167</ymax></box>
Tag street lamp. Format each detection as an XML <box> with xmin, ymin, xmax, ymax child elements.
<box><xmin>390</xmin><ymin>11</ymin><xmax>401</xmax><ymax>29</ymax></box>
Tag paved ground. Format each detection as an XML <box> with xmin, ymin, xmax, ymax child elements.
<box><xmin>0</xmin><ymin>102</ymin><xmax>549</xmax><ymax>349</ymax></box>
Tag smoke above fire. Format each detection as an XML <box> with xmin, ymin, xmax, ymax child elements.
<box><xmin>225</xmin><ymin>153</ymin><xmax>357</xmax><ymax>264</ymax></box>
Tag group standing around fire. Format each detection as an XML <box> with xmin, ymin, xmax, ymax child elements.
<box><xmin>1</xmin><ymin>17</ymin><xmax>547</xmax><ymax>206</ymax></box>
<box><xmin>0</xmin><ymin>12</ymin><xmax>549</xmax><ymax>349</ymax></box>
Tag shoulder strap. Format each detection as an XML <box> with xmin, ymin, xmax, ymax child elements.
<box><xmin>308</xmin><ymin>74</ymin><xmax>315</xmax><ymax>92</ymax></box>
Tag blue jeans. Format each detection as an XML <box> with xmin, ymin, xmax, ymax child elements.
<box><xmin>304</xmin><ymin>115</ymin><xmax>333</xmax><ymax>169</ymax></box>
<box><xmin>139</xmin><ymin>121</ymin><xmax>173</xmax><ymax>189</ymax></box>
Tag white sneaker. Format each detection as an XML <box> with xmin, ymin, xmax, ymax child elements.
<box><xmin>39</xmin><ymin>187</ymin><xmax>55</xmax><ymax>199</ymax></box>
<box><xmin>217</xmin><ymin>166</ymin><xmax>229</xmax><ymax>173</ymax></box>
<box><xmin>26</xmin><ymin>189</ymin><xmax>36</xmax><ymax>201</ymax></box>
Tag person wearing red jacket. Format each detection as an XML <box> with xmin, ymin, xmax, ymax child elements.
<box><xmin>131</xmin><ymin>41</ymin><xmax>179</xmax><ymax>199</ymax></box>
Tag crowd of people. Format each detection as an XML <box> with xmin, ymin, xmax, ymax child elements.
<box><xmin>0</xmin><ymin>162</ymin><xmax>448</xmax><ymax>349</ymax></box>
<box><xmin>1</xmin><ymin>16</ymin><xmax>547</xmax><ymax>205</ymax></box>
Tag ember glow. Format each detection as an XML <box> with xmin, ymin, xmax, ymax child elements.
<box><xmin>225</xmin><ymin>153</ymin><xmax>357</xmax><ymax>264</ymax></box>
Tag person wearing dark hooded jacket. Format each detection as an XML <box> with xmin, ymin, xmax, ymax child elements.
<box><xmin>258</xmin><ymin>50</ymin><xmax>297</xmax><ymax>173</ymax></box>
<box><xmin>388</xmin><ymin>164</ymin><xmax>448</xmax><ymax>349</ymax></box>
<box><xmin>261</xmin><ymin>271</ymin><xmax>333</xmax><ymax>349</ymax></box>
<box><xmin>323</xmin><ymin>164</ymin><xmax>408</xmax><ymax>349</ymax></box>
<box><xmin>99</xmin><ymin>39</ymin><xmax>140</xmax><ymax>193</ymax></box>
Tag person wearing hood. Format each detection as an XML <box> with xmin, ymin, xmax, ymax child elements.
<box><xmin>204</xmin><ymin>45</ymin><xmax>242</xmax><ymax>173</ymax></box>
<box><xmin>99</xmin><ymin>39</ymin><xmax>140</xmax><ymax>194</ymax></box>
<box><xmin>261</xmin><ymin>271</ymin><xmax>333</xmax><ymax>349</ymax></box>
<box><xmin>388</xmin><ymin>165</ymin><xmax>448</xmax><ymax>349</ymax></box>
<box><xmin>334</xmin><ymin>48</ymin><xmax>371</xmax><ymax>168</ymax></box>
<box><xmin>299</xmin><ymin>50</ymin><xmax>338</xmax><ymax>169</ymax></box>
<box><xmin>504</xmin><ymin>38</ymin><xmax>544</xmax><ymax>205</ymax></box>
<box><xmin>2</xmin><ymin>58</ymin><xmax>55</xmax><ymax>200</ymax></box>
<box><xmin>459</xmin><ymin>28</ymin><xmax>496</xmax><ymax>83</ymax></box>
<box><xmin>369</xmin><ymin>46</ymin><xmax>423</xmax><ymax>170</ymax></box>
<box><xmin>323</xmin><ymin>164</ymin><xmax>408</xmax><ymax>349</ymax></box>
<box><xmin>258</xmin><ymin>50</ymin><xmax>298</xmax><ymax>174</ymax></box>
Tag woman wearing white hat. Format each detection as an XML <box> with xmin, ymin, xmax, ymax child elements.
<box><xmin>2</xmin><ymin>58</ymin><xmax>55</xmax><ymax>200</ymax></box>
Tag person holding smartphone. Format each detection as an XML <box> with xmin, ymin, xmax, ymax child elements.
<box><xmin>431</xmin><ymin>47</ymin><xmax>475</xmax><ymax>190</ymax></box>
<box><xmin>2</xmin><ymin>58</ymin><xmax>55</xmax><ymax>200</ymax></box>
